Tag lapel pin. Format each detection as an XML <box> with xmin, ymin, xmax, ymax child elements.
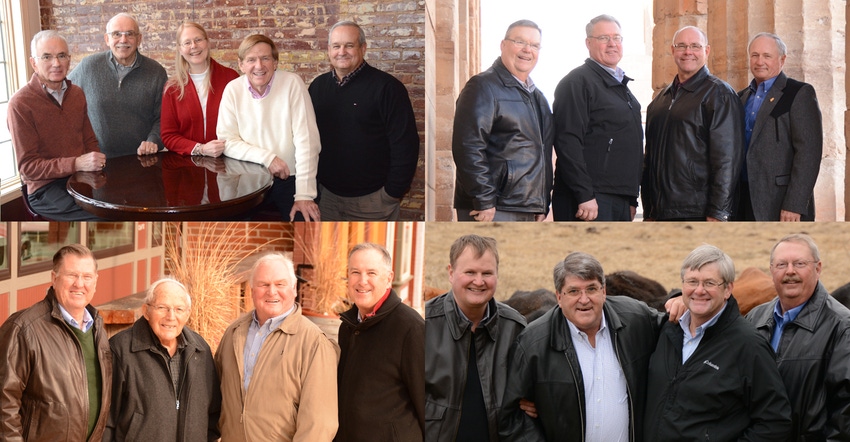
<box><xmin>770</xmin><ymin>97</ymin><xmax>775</xmax><ymax>102</ymax></box>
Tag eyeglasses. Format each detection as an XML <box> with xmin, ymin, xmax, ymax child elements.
<box><xmin>59</xmin><ymin>272</ymin><xmax>96</xmax><ymax>283</ymax></box>
<box><xmin>561</xmin><ymin>284</ymin><xmax>603</xmax><ymax>297</ymax></box>
<box><xmin>683</xmin><ymin>279</ymin><xmax>725</xmax><ymax>289</ymax></box>
<box><xmin>181</xmin><ymin>37</ymin><xmax>207</xmax><ymax>48</ymax></box>
<box><xmin>147</xmin><ymin>303</ymin><xmax>188</xmax><ymax>316</ymax></box>
<box><xmin>673</xmin><ymin>43</ymin><xmax>704</xmax><ymax>52</ymax></box>
<box><xmin>37</xmin><ymin>53</ymin><xmax>70</xmax><ymax>63</ymax></box>
<box><xmin>505</xmin><ymin>39</ymin><xmax>541</xmax><ymax>52</ymax></box>
<box><xmin>109</xmin><ymin>30</ymin><xmax>138</xmax><ymax>39</ymax></box>
<box><xmin>590</xmin><ymin>35</ymin><xmax>624</xmax><ymax>44</ymax></box>
<box><xmin>771</xmin><ymin>260</ymin><xmax>815</xmax><ymax>270</ymax></box>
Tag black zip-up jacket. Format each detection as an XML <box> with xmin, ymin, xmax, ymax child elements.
<box><xmin>499</xmin><ymin>296</ymin><xmax>666</xmax><ymax>441</ymax></box>
<box><xmin>105</xmin><ymin>317</ymin><xmax>221</xmax><ymax>441</ymax></box>
<box><xmin>642</xmin><ymin>66</ymin><xmax>744</xmax><ymax>220</ymax></box>
<box><xmin>747</xmin><ymin>282</ymin><xmax>850</xmax><ymax>441</ymax></box>
<box><xmin>337</xmin><ymin>291</ymin><xmax>425</xmax><ymax>442</ymax></box>
<box><xmin>645</xmin><ymin>295</ymin><xmax>792</xmax><ymax>441</ymax></box>
<box><xmin>553</xmin><ymin>58</ymin><xmax>643</xmax><ymax>204</ymax></box>
<box><xmin>452</xmin><ymin>57</ymin><xmax>555</xmax><ymax>214</ymax></box>
<box><xmin>425</xmin><ymin>293</ymin><xmax>526</xmax><ymax>441</ymax></box>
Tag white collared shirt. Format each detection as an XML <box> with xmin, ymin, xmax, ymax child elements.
<box><xmin>567</xmin><ymin>313</ymin><xmax>629</xmax><ymax>442</ymax></box>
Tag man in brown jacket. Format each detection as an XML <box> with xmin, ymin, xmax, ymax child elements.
<box><xmin>0</xmin><ymin>244</ymin><xmax>112</xmax><ymax>441</ymax></box>
<box><xmin>215</xmin><ymin>253</ymin><xmax>338</xmax><ymax>441</ymax></box>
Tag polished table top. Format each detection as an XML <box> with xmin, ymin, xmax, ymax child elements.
<box><xmin>67</xmin><ymin>152</ymin><xmax>272</xmax><ymax>220</ymax></box>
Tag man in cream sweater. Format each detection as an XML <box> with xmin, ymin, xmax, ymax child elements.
<box><xmin>217</xmin><ymin>34</ymin><xmax>321</xmax><ymax>221</ymax></box>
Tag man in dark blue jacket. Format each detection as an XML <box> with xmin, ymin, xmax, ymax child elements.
<box><xmin>552</xmin><ymin>14</ymin><xmax>643</xmax><ymax>222</ymax></box>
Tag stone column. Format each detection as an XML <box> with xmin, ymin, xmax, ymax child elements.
<box><xmin>426</xmin><ymin>0</ymin><xmax>480</xmax><ymax>220</ymax></box>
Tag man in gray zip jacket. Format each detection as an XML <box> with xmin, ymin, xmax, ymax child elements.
<box><xmin>746</xmin><ymin>233</ymin><xmax>850</xmax><ymax>440</ymax></box>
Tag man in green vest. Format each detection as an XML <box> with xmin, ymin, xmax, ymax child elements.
<box><xmin>0</xmin><ymin>244</ymin><xmax>112</xmax><ymax>441</ymax></box>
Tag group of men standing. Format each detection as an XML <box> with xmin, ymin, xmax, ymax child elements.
<box><xmin>453</xmin><ymin>15</ymin><xmax>823</xmax><ymax>222</ymax></box>
<box><xmin>426</xmin><ymin>232</ymin><xmax>850</xmax><ymax>441</ymax></box>
<box><xmin>0</xmin><ymin>242</ymin><xmax>425</xmax><ymax>441</ymax></box>
<box><xmin>10</xmin><ymin>13</ymin><xmax>420</xmax><ymax>222</ymax></box>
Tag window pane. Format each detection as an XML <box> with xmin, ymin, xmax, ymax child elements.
<box><xmin>0</xmin><ymin>11</ymin><xmax>14</xmax><ymax>183</ymax></box>
<box><xmin>87</xmin><ymin>222</ymin><xmax>134</xmax><ymax>255</ymax></box>
<box><xmin>19</xmin><ymin>222</ymin><xmax>82</xmax><ymax>275</ymax></box>
<box><xmin>0</xmin><ymin>222</ymin><xmax>8</xmax><ymax>274</ymax></box>
<box><xmin>152</xmin><ymin>222</ymin><xmax>163</xmax><ymax>247</ymax></box>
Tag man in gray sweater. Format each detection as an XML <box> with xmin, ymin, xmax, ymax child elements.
<box><xmin>68</xmin><ymin>12</ymin><xmax>166</xmax><ymax>158</ymax></box>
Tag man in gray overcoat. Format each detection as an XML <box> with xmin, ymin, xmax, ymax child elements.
<box><xmin>736</xmin><ymin>32</ymin><xmax>822</xmax><ymax>221</ymax></box>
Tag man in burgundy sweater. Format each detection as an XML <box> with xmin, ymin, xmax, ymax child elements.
<box><xmin>9</xmin><ymin>30</ymin><xmax>105</xmax><ymax>220</ymax></box>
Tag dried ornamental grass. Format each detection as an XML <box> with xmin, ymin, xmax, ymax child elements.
<box><xmin>296</xmin><ymin>224</ymin><xmax>349</xmax><ymax>316</ymax></box>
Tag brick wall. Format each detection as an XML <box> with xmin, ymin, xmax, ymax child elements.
<box><xmin>40</xmin><ymin>0</ymin><xmax>426</xmax><ymax>220</ymax></box>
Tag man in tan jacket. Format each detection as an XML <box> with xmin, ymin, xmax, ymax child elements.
<box><xmin>215</xmin><ymin>253</ymin><xmax>339</xmax><ymax>441</ymax></box>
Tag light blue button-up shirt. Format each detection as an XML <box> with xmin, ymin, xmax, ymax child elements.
<box><xmin>679</xmin><ymin>302</ymin><xmax>728</xmax><ymax>364</ymax></box>
<box><xmin>243</xmin><ymin>304</ymin><xmax>295</xmax><ymax>391</ymax></box>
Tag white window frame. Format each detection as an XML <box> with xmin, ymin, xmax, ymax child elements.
<box><xmin>0</xmin><ymin>0</ymin><xmax>39</xmax><ymax>205</ymax></box>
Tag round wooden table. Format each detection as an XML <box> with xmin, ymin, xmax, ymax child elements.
<box><xmin>67</xmin><ymin>152</ymin><xmax>273</xmax><ymax>220</ymax></box>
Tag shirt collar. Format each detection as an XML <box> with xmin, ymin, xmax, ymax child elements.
<box><xmin>246</xmin><ymin>70</ymin><xmax>276</xmax><ymax>99</ymax></box>
<box><xmin>678</xmin><ymin>301</ymin><xmax>728</xmax><ymax>336</ymax></box>
<box><xmin>565</xmin><ymin>311</ymin><xmax>608</xmax><ymax>337</ymax></box>
<box><xmin>773</xmin><ymin>298</ymin><xmax>807</xmax><ymax>323</ymax></box>
<box><xmin>58</xmin><ymin>303</ymin><xmax>94</xmax><ymax>331</ymax></box>
<box><xmin>335</xmin><ymin>61</ymin><xmax>367</xmax><ymax>87</ymax></box>
<box><xmin>109</xmin><ymin>51</ymin><xmax>138</xmax><ymax>69</ymax></box>
<box><xmin>454</xmin><ymin>297</ymin><xmax>491</xmax><ymax>326</ymax></box>
<box><xmin>590</xmin><ymin>59</ymin><xmax>625</xmax><ymax>83</ymax></box>
<box><xmin>251</xmin><ymin>303</ymin><xmax>296</xmax><ymax>330</ymax></box>
<box><xmin>748</xmin><ymin>75</ymin><xmax>778</xmax><ymax>94</ymax></box>
<box><xmin>511</xmin><ymin>74</ymin><xmax>536</xmax><ymax>92</ymax></box>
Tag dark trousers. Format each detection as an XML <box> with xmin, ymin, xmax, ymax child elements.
<box><xmin>735</xmin><ymin>181</ymin><xmax>756</xmax><ymax>221</ymax></box>
<box><xmin>552</xmin><ymin>181</ymin><xmax>632</xmax><ymax>221</ymax></box>
<box><xmin>251</xmin><ymin>176</ymin><xmax>305</xmax><ymax>221</ymax></box>
<box><xmin>28</xmin><ymin>178</ymin><xmax>103</xmax><ymax>221</ymax></box>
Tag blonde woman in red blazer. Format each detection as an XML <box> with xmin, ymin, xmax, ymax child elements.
<box><xmin>161</xmin><ymin>22</ymin><xmax>239</xmax><ymax>156</ymax></box>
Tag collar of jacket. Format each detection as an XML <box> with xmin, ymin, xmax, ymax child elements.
<box><xmin>340</xmin><ymin>290</ymin><xmax>402</xmax><ymax>329</ymax></box>
<box><xmin>666</xmin><ymin>294</ymin><xmax>742</xmax><ymax>344</ymax></box>
<box><xmin>546</xmin><ymin>299</ymin><xmax>628</xmax><ymax>351</ymax></box>
<box><xmin>663</xmin><ymin>65</ymin><xmax>710</xmax><ymax>96</ymax></box>
<box><xmin>756</xmin><ymin>281</ymin><xmax>828</xmax><ymax>334</ymax></box>
<box><xmin>490</xmin><ymin>57</ymin><xmax>531</xmax><ymax>92</ymax></box>
<box><xmin>444</xmin><ymin>291</ymin><xmax>500</xmax><ymax>342</ymax></box>
<box><xmin>583</xmin><ymin>58</ymin><xmax>633</xmax><ymax>87</ymax></box>
<box><xmin>46</xmin><ymin>286</ymin><xmax>101</xmax><ymax>328</ymax></box>
<box><xmin>128</xmin><ymin>316</ymin><xmax>203</xmax><ymax>355</ymax></box>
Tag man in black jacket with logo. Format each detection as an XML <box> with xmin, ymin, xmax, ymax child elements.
<box><xmin>552</xmin><ymin>14</ymin><xmax>643</xmax><ymax>221</ymax></box>
<box><xmin>642</xmin><ymin>26</ymin><xmax>744</xmax><ymax>221</ymax></box>
<box><xmin>452</xmin><ymin>19</ymin><xmax>554</xmax><ymax>222</ymax></box>
<box><xmin>644</xmin><ymin>245</ymin><xmax>791</xmax><ymax>441</ymax></box>
<box><xmin>747</xmin><ymin>233</ymin><xmax>850</xmax><ymax>440</ymax></box>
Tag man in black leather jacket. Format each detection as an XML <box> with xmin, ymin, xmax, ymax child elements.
<box><xmin>425</xmin><ymin>234</ymin><xmax>526</xmax><ymax>441</ymax></box>
<box><xmin>747</xmin><ymin>233</ymin><xmax>850</xmax><ymax>440</ymax></box>
<box><xmin>642</xmin><ymin>26</ymin><xmax>744</xmax><ymax>221</ymax></box>
<box><xmin>452</xmin><ymin>19</ymin><xmax>554</xmax><ymax>222</ymax></box>
<box><xmin>499</xmin><ymin>252</ymin><xmax>671</xmax><ymax>441</ymax></box>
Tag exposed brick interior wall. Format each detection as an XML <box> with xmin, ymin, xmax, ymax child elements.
<box><xmin>39</xmin><ymin>0</ymin><xmax>426</xmax><ymax>220</ymax></box>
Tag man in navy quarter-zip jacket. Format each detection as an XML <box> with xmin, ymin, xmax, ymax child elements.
<box><xmin>552</xmin><ymin>14</ymin><xmax>643</xmax><ymax>222</ymax></box>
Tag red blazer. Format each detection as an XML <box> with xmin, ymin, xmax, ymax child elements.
<box><xmin>161</xmin><ymin>58</ymin><xmax>239</xmax><ymax>155</ymax></box>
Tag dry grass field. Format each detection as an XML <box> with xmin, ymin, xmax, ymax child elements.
<box><xmin>424</xmin><ymin>223</ymin><xmax>850</xmax><ymax>301</ymax></box>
